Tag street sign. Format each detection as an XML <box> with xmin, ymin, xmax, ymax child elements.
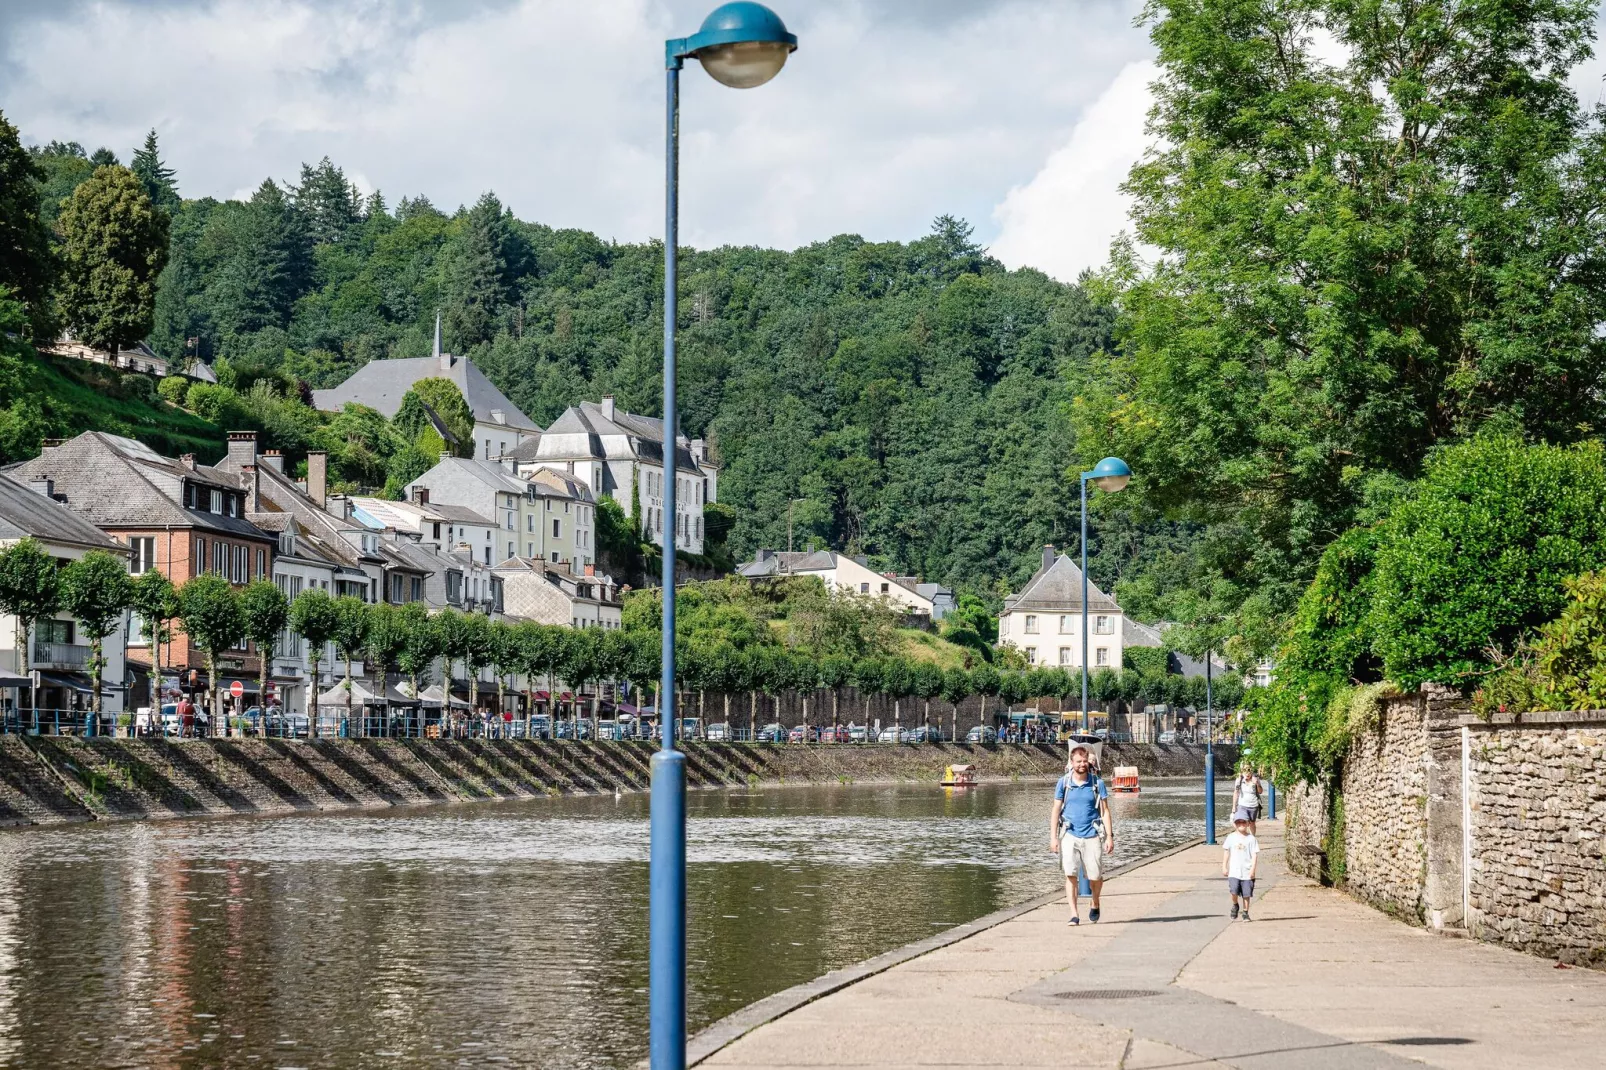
<box><xmin>230</xmin><ymin>681</ymin><xmax>244</xmax><ymax>700</ymax></box>
<box><xmin>264</xmin><ymin>681</ymin><xmax>276</xmax><ymax>697</ymax></box>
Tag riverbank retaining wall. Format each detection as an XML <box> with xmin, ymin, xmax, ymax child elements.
<box><xmin>0</xmin><ymin>737</ymin><xmax>1237</xmax><ymax>828</ymax></box>
<box><xmin>1285</xmin><ymin>694</ymin><xmax>1606</xmax><ymax>965</ymax></box>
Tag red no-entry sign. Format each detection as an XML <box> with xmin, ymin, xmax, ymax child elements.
<box><xmin>230</xmin><ymin>681</ymin><xmax>244</xmax><ymax>700</ymax></box>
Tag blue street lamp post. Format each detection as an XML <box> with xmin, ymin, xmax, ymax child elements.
<box><xmin>1205</xmin><ymin>647</ymin><xmax>1216</xmax><ymax>845</ymax></box>
<box><xmin>1079</xmin><ymin>458</ymin><xmax>1131</xmax><ymax>734</ymax></box>
<box><xmin>653</xmin><ymin>8</ymin><xmax>797</xmax><ymax>1070</ymax></box>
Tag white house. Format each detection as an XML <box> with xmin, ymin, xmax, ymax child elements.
<box><xmin>529</xmin><ymin>395</ymin><xmax>717</xmax><ymax>555</ymax></box>
<box><xmin>997</xmin><ymin>546</ymin><xmax>1124</xmax><ymax>669</ymax></box>
<box><xmin>735</xmin><ymin>549</ymin><xmax>953</xmax><ymax>620</ymax></box>
<box><xmin>349</xmin><ymin>495</ymin><xmax>497</xmax><ymax>565</ymax></box>
<box><xmin>0</xmin><ymin>472</ymin><xmax>131</xmax><ymax>721</ymax></box>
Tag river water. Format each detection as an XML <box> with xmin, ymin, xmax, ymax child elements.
<box><xmin>0</xmin><ymin>776</ymin><xmax>1231</xmax><ymax>1069</ymax></box>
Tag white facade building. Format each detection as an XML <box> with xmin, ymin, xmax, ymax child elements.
<box><xmin>735</xmin><ymin>549</ymin><xmax>953</xmax><ymax>620</ymax></box>
<box><xmin>997</xmin><ymin>546</ymin><xmax>1125</xmax><ymax>669</ymax></box>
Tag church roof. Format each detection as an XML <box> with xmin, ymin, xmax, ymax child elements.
<box><xmin>311</xmin><ymin>350</ymin><xmax>538</xmax><ymax>432</ymax></box>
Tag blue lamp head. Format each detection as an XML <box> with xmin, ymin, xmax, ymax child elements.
<box><xmin>1088</xmin><ymin>457</ymin><xmax>1131</xmax><ymax>492</ymax></box>
<box><xmin>678</xmin><ymin>3</ymin><xmax>798</xmax><ymax>87</ymax></box>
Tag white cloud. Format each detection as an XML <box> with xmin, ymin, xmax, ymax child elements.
<box><xmin>0</xmin><ymin>0</ymin><xmax>1153</xmax><ymax>263</ymax></box>
<box><xmin>989</xmin><ymin>61</ymin><xmax>1157</xmax><ymax>282</ymax></box>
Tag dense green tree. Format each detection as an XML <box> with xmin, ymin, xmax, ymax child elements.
<box><xmin>0</xmin><ymin>112</ymin><xmax>57</xmax><ymax>340</ymax></box>
<box><xmin>130</xmin><ymin>129</ymin><xmax>180</xmax><ymax>216</ymax></box>
<box><xmin>129</xmin><ymin>568</ymin><xmax>178</xmax><ymax>704</ymax></box>
<box><xmin>393</xmin><ymin>377</ymin><xmax>475</xmax><ymax>460</ymax></box>
<box><xmin>293</xmin><ymin>157</ymin><xmax>362</xmax><ymax>247</ymax></box>
<box><xmin>58</xmin><ymin>551</ymin><xmax>133</xmax><ymax>729</ymax></box>
<box><xmin>0</xmin><ymin>539</ymin><xmax>60</xmax><ymax>729</ymax></box>
<box><xmin>239</xmin><ymin>579</ymin><xmax>289</xmax><ymax>724</ymax></box>
<box><xmin>331</xmin><ymin>596</ymin><xmax>370</xmax><ymax>727</ymax></box>
<box><xmin>290</xmin><ymin>587</ymin><xmax>340</xmax><ymax>735</ymax></box>
<box><xmin>1078</xmin><ymin>0</ymin><xmax>1606</xmax><ymax>643</ymax></box>
<box><xmin>57</xmin><ymin>165</ymin><xmax>170</xmax><ymax>354</ymax></box>
<box><xmin>177</xmin><ymin>575</ymin><xmax>244</xmax><ymax>737</ymax></box>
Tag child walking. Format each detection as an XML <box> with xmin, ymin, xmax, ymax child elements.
<box><xmin>1222</xmin><ymin>810</ymin><xmax>1259</xmax><ymax>920</ymax></box>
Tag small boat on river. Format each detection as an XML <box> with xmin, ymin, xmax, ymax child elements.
<box><xmin>1110</xmin><ymin>765</ymin><xmax>1141</xmax><ymax>793</ymax></box>
<box><xmin>940</xmin><ymin>763</ymin><xmax>978</xmax><ymax>788</ymax></box>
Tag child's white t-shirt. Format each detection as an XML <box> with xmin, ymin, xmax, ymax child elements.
<box><xmin>1224</xmin><ymin>830</ymin><xmax>1259</xmax><ymax>880</ymax></box>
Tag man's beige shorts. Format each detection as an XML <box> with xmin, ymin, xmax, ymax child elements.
<box><xmin>1060</xmin><ymin>831</ymin><xmax>1103</xmax><ymax>881</ymax></box>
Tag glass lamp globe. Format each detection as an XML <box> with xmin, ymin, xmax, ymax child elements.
<box><xmin>697</xmin><ymin>38</ymin><xmax>791</xmax><ymax>88</ymax></box>
<box><xmin>1090</xmin><ymin>457</ymin><xmax>1131</xmax><ymax>493</ymax></box>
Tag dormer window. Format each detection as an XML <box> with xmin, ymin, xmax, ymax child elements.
<box><xmin>209</xmin><ymin>489</ymin><xmax>222</xmax><ymax>513</ymax></box>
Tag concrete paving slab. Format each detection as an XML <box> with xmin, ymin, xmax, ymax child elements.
<box><xmin>692</xmin><ymin>821</ymin><xmax>1606</xmax><ymax>1069</ymax></box>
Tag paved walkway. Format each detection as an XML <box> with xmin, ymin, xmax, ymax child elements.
<box><xmin>696</xmin><ymin>820</ymin><xmax>1606</xmax><ymax>1068</ymax></box>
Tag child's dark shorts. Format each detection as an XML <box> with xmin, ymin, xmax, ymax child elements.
<box><xmin>1228</xmin><ymin>877</ymin><xmax>1255</xmax><ymax>898</ymax></box>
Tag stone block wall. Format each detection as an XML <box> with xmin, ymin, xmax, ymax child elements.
<box><xmin>1288</xmin><ymin>699</ymin><xmax>1606</xmax><ymax>964</ymax></box>
<box><xmin>1465</xmin><ymin>716</ymin><xmax>1606</xmax><ymax>965</ymax></box>
<box><xmin>1336</xmin><ymin>692</ymin><xmax>1433</xmax><ymax>920</ymax></box>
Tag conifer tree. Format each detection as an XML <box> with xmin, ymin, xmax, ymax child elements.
<box><xmin>130</xmin><ymin>128</ymin><xmax>180</xmax><ymax>215</ymax></box>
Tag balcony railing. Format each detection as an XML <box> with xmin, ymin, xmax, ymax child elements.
<box><xmin>32</xmin><ymin>641</ymin><xmax>90</xmax><ymax>670</ymax></box>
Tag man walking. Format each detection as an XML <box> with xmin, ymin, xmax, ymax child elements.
<box><xmin>1050</xmin><ymin>742</ymin><xmax>1114</xmax><ymax>924</ymax></box>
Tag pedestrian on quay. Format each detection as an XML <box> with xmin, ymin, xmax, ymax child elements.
<box><xmin>1231</xmin><ymin>766</ymin><xmax>1264</xmax><ymax>835</ymax></box>
<box><xmin>1222</xmin><ymin>810</ymin><xmax>1260</xmax><ymax>921</ymax></box>
<box><xmin>1050</xmin><ymin>742</ymin><xmax>1114</xmax><ymax>926</ymax></box>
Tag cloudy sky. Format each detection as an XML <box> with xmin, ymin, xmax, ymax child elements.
<box><xmin>3</xmin><ymin>1</ymin><xmax>1603</xmax><ymax>283</ymax></box>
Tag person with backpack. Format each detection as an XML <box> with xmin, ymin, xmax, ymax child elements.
<box><xmin>1232</xmin><ymin>767</ymin><xmax>1264</xmax><ymax>834</ymax></box>
<box><xmin>1050</xmin><ymin>742</ymin><xmax>1114</xmax><ymax>925</ymax></box>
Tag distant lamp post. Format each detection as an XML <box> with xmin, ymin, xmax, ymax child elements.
<box><xmin>653</xmin><ymin>7</ymin><xmax>797</xmax><ymax>1070</ymax></box>
<box><xmin>1079</xmin><ymin>457</ymin><xmax>1130</xmax><ymax>734</ymax></box>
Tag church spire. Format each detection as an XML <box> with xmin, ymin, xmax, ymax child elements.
<box><xmin>434</xmin><ymin>310</ymin><xmax>448</xmax><ymax>370</ymax></box>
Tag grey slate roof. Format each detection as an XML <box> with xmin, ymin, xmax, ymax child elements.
<box><xmin>6</xmin><ymin>432</ymin><xmax>272</xmax><ymax>540</ymax></box>
<box><xmin>310</xmin><ymin>354</ymin><xmax>540</xmax><ymax>431</ymax></box>
<box><xmin>736</xmin><ymin>550</ymin><xmax>839</xmax><ymax>577</ymax></box>
<box><xmin>0</xmin><ymin>472</ymin><xmax>124</xmax><ymax>551</ymax></box>
<box><xmin>1003</xmin><ymin>552</ymin><xmax>1119</xmax><ymax>613</ymax></box>
<box><xmin>499</xmin><ymin>436</ymin><xmax>544</xmax><ymax>463</ymax></box>
<box><xmin>543</xmin><ymin>402</ymin><xmax>701</xmax><ymax>470</ymax></box>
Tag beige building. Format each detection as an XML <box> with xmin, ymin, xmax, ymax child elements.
<box><xmin>997</xmin><ymin>546</ymin><xmax>1124</xmax><ymax>669</ymax></box>
<box><xmin>405</xmin><ymin>457</ymin><xmax>594</xmax><ymax>573</ymax></box>
<box><xmin>494</xmin><ymin>558</ymin><xmax>622</xmax><ymax>630</ymax></box>
<box><xmin>735</xmin><ymin>550</ymin><xmax>954</xmax><ymax>621</ymax></box>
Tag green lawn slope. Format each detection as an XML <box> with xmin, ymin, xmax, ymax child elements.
<box><xmin>9</xmin><ymin>350</ymin><xmax>226</xmax><ymax>463</ymax></box>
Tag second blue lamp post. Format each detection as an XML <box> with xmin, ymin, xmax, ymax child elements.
<box><xmin>652</xmin><ymin>6</ymin><xmax>797</xmax><ymax>1070</ymax></box>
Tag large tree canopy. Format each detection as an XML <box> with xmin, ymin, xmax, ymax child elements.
<box><xmin>1077</xmin><ymin>0</ymin><xmax>1606</xmax><ymax>645</ymax></box>
<box><xmin>57</xmin><ymin>165</ymin><xmax>170</xmax><ymax>354</ymax></box>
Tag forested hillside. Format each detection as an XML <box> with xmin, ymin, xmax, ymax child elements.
<box><xmin>9</xmin><ymin>128</ymin><xmax>1147</xmax><ymax>602</ymax></box>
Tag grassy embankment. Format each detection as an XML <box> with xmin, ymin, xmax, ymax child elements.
<box><xmin>12</xmin><ymin>350</ymin><xmax>225</xmax><ymax>462</ymax></box>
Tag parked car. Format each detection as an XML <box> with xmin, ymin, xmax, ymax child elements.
<box><xmin>877</xmin><ymin>726</ymin><xmax>900</xmax><ymax>743</ymax></box>
<box><xmin>755</xmin><ymin>722</ymin><xmax>787</xmax><ymax>743</ymax></box>
<box><xmin>677</xmin><ymin>718</ymin><xmax>703</xmax><ymax>741</ymax></box>
<box><xmin>818</xmin><ymin>724</ymin><xmax>849</xmax><ymax>743</ymax></box>
<box><xmin>705</xmin><ymin>721</ymin><xmax>730</xmax><ymax>741</ymax></box>
<box><xmin>847</xmin><ymin>722</ymin><xmax>868</xmax><ymax>743</ymax></box>
<box><xmin>788</xmin><ymin>724</ymin><xmax>820</xmax><ymax>743</ymax></box>
<box><xmin>966</xmin><ymin>725</ymin><xmax>997</xmax><ymax>744</ymax></box>
<box><xmin>527</xmin><ymin>715</ymin><xmax>552</xmax><ymax>740</ymax></box>
<box><xmin>596</xmin><ymin>719</ymin><xmax>622</xmax><ymax>740</ymax></box>
<box><xmin>907</xmin><ymin>725</ymin><xmax>943</xmax><ymax>743</ymax></box>
<box><xmin>1158</xmin><ymin>731</ymin><xmax>1178</xmax><ymax>744</ymax></box>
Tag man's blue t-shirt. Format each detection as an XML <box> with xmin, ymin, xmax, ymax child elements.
<box><xmin>1055</xmin><ymin>772</ymin><xmax>1108</xmax><ymax>838</ymax></box>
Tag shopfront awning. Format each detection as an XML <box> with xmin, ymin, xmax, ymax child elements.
<box><xmin>420</xmin><ymin>684</ymin><xmax>470</xmax><ymax>709</ymax></box>
<box><xmin>0</xmin><ymin>669</ymin><xmax>30</xmax><ymax>687</ymax></box>
<box><xmin>36</xmin><ymin>670</ymin><xmax>117</xmax><ymax>696</ymax></box>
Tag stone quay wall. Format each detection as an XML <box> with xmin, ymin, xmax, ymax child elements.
<box><xmin>1284</xmin><ymin>696</ymin><xmax>1606</xmax><ymax>965</ymax></box>
<box><xmin>0</xmin><ymin>736</ymin><xmax>1236</xmax><ymax>829</ymax></box>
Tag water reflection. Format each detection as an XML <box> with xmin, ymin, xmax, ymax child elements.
<box><xmin>0</xmin><ymin>778</ymin><xmax>1228</xmax><ymax>1069</ymax></box>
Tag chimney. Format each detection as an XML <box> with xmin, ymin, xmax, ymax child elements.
<box><xmin>41</xmin><ymin>438</ymin><xmax>64</xmax><ymax>449</ymax></box>
<box><xmin>242</xmin><ymin>463</ymin><xmax>261</xmax><ymax>512</ymax></box>
<box><xmin>440</xmin><ymin>451</ymin><xmax>453</xmax><ymax>463</ymax></box>
<box><xmin>226</xmin><ymin>430</ymin><xmax>258</xmax><ymax>469</ymax></box>
<box><xmin>601</xmin><ymin>394</ymin><xmax>616</xmax><ymax>421</ymax></box>
<box><xmin>180</xmin><ymin>453</ymin><xmax>196</xmax><ymax>471</ymax></box>
<box><xmin>262</xmin><ymin>450</ymin><xmax>285</xmax><ymax>472</ymax></box>
<box><xmin>325</xmin><ymin>494</ymin><xmax>350</xmax><ymax>521</ymax></box>
<box><xmin>28</xmin><ymin>476</ymin><xmax>53</xmax><ymax>498</ymax></box>
<box><xmin>756</xmin><ymin>548</ymin><xmax>773</xmax><ymax>563</ymax></box>
<box><xmin>584</xmin><ymin>563</ymin><xmax>595</xmax><ymax>577</ymax></box>
<box><xmin>306</xmin><ymin>450</ymin><xmax>327</xmax><ymax>507</ymax></box>
<box><xmin>434</xmin><ymin>311</ymin><xmax>449</xmax><ymax>371</ymax></box>
<box><xmin>1042</xmin><ymin>544</ymin><xmax>1055</xmax><ymax>572</ymax></box>
<box><xmin>412</xmin><ymin>486</ymin><xmax>430</xmax><ymax>505</ymax></box>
